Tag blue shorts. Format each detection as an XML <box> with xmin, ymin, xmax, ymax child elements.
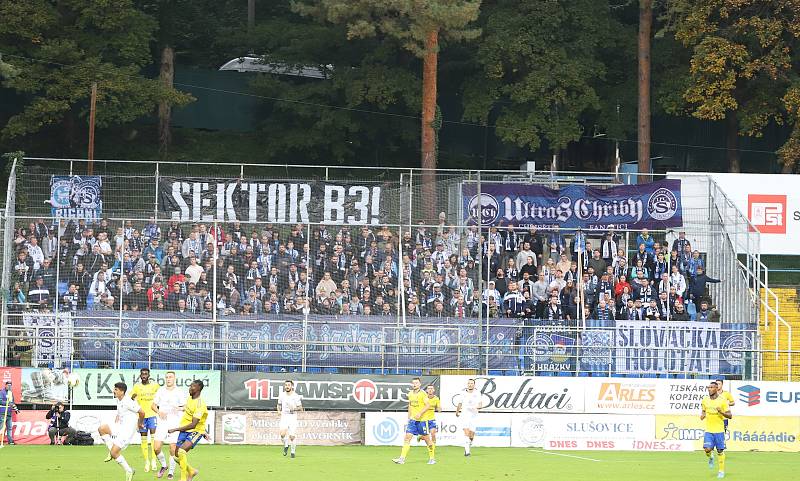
<box><xmin>426</xmin><ymin>420</ymin><xmax>438</xmax><ymax>431</ymax></box>
<box><xmin>703</xmin><ymin>432</ymin><xmax>726</xmax><ymax>451</ymax></box>
<box><xmin>177</xmin><ymin>431</ymin><xmax>204</xmax><ymax>448</ymax></box>
<box><xmin>405</xmin><ymin>420</ymin><xmax>430</xmax><ymax>436</ymax></box>
<box><xmin>139</xmin><ymin>416</ymin><xmax>157</xmax><ymax>433</ymax></box>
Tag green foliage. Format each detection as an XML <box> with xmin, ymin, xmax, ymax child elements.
<box><xmin>462</xmin><ymin>0</ymin><xmax>613</xmax><ymax>151</ymax></box>
<box><xmin>243</xmin><ymin>6</ymin><xmax>421</xmax><ymax>165</ymax></box>
<box><xmin>0</xmin><ymin>0</ymin><xmax>192</xmax><ymax>140</ymax></box>
<box><xmin>671</xmin><ymin>0</ymin><xmax>800</xmax><ymax>170</ymax></box>
<box><xmin>292</xmin><ymin>0</ymin><xmax>482</xmax><ymax>57</ymax></box>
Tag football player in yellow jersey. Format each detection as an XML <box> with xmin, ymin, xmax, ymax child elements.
<box><xmin>393</xmin><ymin>377</ymin><xmax>435</xmax><ymax>465</ymax></box>
<box><xmin>420</xmin><ymin>384</ymin><xmax>441</xmax><ymax>462</ymax></box>
<box><xmin>701</xmin><ymin>381</ymin><xmax>732</xmax><ymax>479</ymax></box>
<box><xmin>168</xmin><ymin>380</ymin><xmax>208</xmax><ymax>481</ymax></box>
<box><xmin>715</xmin><ymin>378</ymin><xmax>735</xmax><ymax>432</ymax></box>
<box><xmin>130</xmin><ymin>368</ymin><xmax>160</xmax><ymax>472</ymax></box>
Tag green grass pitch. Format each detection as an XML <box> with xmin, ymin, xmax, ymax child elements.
<box><xmin>3</xmin><ymin>445</ymin><xmax>795</xmax><ymax>481</ymax></box>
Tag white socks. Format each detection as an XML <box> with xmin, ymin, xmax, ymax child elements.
<box><xmin>157</xmin><ymin>451</ymin><xmax>167</xmax><ymax>467</ymax></box>
<box><xmin>101</xmin><ymin>434</ymin><xmax>114</xmax><ymax>451</ymax></box>
<box><xmin>283</xmin><ymin>436</ymin><xmax>288</xmax><ymax>448</ymax></box>
<box><xmin>290</xmin><ymin>439</ymin><xmax>296</xmax><ymax>454</ymax></box>
<box><xmin>116</xmin><ymin>455</ymin><xmax>133</xmax><ymax>473</ymax></box>
<box><xmin>168</xmin><ymin>456</ymin><xmax>176</xmax><ymax>475</ymax></box>
<box><xmin>464</xmin><ymin>438</ymin><xmax>472</xmax><ymax>454</ymax></box>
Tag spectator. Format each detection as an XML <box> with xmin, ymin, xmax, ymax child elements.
<box><xmin>697</xmin><ymin>300</ymin><xmax>712</xmax><ymax>322</ymax></box>
<box><xmin>503</xmin><ymin>282</ymin><xmax>525</xmax><ymax>318</ymax></box>
<box><xmin>636</xmin><ymin>228</ymin><xmax>655</xmax><ymax>255</ymax></box>
<box><xmin>588</xmin><ymin>249</ymin><xmax>607</xmax><ymax>276</ymax></box>
<box><xmin>544</xmin><ymin>296</ymin><xmax>563</xmax><ymax>321</ymax></box>
<box><xmin>689</xmin><ymin>266</ymin><xmax>721</xmax><ymax>302</ymax></box>
<box><xmin>315</xmin><ymin>272</ymin><xmax>337</xmax><ymax>301</ymax></box>
<box><xmin>671</xmin><ymin>301</ymin><xmax>690</xmax><ymax>321</ymax></box>
<box><xmin>600</xmin><ymin>232</ymin><xmax>617</xmax><ymax>265</ymax></box>
<box><xmin>28</xmin><ymin>277</ymin><xmax>51</xmax><ymax>309</ymax></box>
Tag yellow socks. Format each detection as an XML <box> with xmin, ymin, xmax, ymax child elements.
<box><xmin>140</xmin><ymin>438</ymin><xmax>149</xmax><ymax>462</ymax></box>
<box><xmin>718</xmin><ymin>452</ymin><xmax>726</xmax><ymax>472</ymax></box>
<box><xmin>428</xmin><ymin>444</ymin><xmax>435</xmax><ymax>460</ymax></box>
<box><xmin>177</xmin><ymin>448</ymin><xmax>191</xmax><ymax>481</ymax></box>
<box><xmin>400</xmin><ymin>442</ymin><xmax>411</xmax><ymax>459</ymax></box>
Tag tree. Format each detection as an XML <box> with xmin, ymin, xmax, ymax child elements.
<box><xmin>236</xmin><ymin>2</ymin><xmax>420</xmax><ymax>168</ymax></box>
<box><xmin>672</xmin><ymin>0</ymin><xmax>800</xmax><ymax>173</ymax></box>
<box><xmin>461</xmin><ymin>0</ymin><xmax>613</xmax><ymax>167</ymax></box>
<box><xmin>0</xmin><ymin>0</ymin><xmax>192</xmax><ymax>150</ymax></box>
<box><xmin>638</xmin><ymin>0</ymin><xmax>653</xmax><ymax>177</ymax></box>
<box><xmin>293</xmin><ymin>0</ymin><xmax>481</xmax><ymax>221</ymax></box>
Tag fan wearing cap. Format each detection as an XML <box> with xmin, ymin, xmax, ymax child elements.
<box><xmin>1</xmin><ymin>381</ymin><xmax>20</xmax><ymax>445</ymax></box>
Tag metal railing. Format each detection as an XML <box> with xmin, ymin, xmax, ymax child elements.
<box><xmin>1</xmin><ymin>310</ymin><xmax>767</xmax><ymax>379</ymax></box>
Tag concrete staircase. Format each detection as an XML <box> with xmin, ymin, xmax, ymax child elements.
<box><xmin>760</xmin><ymin>287</ymin><xmax>800</xmax><ymax>381</ymax></box>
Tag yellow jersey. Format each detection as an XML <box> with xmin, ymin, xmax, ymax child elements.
<box><xmin>407</xmin><ymin>389</ymin><xmax>428</xmax><ymax>419</ymax></box>
<box><xmin>131</xmin><ymin>382</ymin><xmax>160</xmax><ymax>418</ymax></box>
<box><xmin>720</xmin><ymin>390</ymin><xmax>735</xmax><ymax>406</ymax></box>
<box><xmin>701</xmin><ymin>395</ymin><xmax>729</xmax><ymax>433</ymax></box>
<box><xmin>420</xmin><ymin>395</ymin><xmax>440</xmax><ymax>422</ymax></box>
<box><xmin>179</xmin><ymin>396</ymin><xmax>208</xmax><ymax>434</ymax></box>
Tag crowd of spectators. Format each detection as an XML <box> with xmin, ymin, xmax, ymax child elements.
<box><xmin>7</xmin><ymin>216</ymin><xmax>722</xmax><ymax>322</ymax></box>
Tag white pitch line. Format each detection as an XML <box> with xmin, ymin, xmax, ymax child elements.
<box><xmin>529</xmin><ymin>449</ymin><xmax>603</xmax><ymax>462</ymax></box>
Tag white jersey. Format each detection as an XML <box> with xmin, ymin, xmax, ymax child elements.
<box><xmin>116</xmin><ymin>396</ymin><xmax>141</xmax><ymax>427</ymax></box>
<box><xmin>460</xmin><ymin>389</ymin><xmax>482</xmax><ymax>416</ymax></box>
<box><xmin>154</xmin><ymin>386</ymin><xmax>186</xmax><ymax>423</ymax></box>
<box><xmin>278</xmin><ymin>391</ymin><xmax>302</xmax><ymax>417</ymax></box>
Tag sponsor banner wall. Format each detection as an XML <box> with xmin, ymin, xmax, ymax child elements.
<box><xmin>0</xmin><ymin>367</ymin><xmax>23</xmax><ymax>403</ymax></box>
<box><xmin>462</xmin><ymin>179</ymin><xmax>682</xmax><ymax>230</ymax></box>
<box><xmin>222</xmin><ymin>372</ymin><xmax>438</xmax><ymax>410</ymax></box>
<box><xmin>159</xmin><ymin>178</ymin><xmax>384</xmax><ymax>225</ymax></box>
<box><xmin>542</xmin><ymin>414</ymin><xmax>654</xmax><ymax>447</ymax></box>
<box><xmin>217</xmin><ymin>411</ymin><xmax>360</xmax><ymax>446</ymax></box>
<box><xmin>67</xmin><ymin>410</ymin><xmax>216</xmax><ymax>445</ymax></box>
<box><xmin>653</xmin><ymin>379</ymin><xmax>709</xmax><ymax>415</ymax></box>
<box><xmin>656</xmin><ymin>415</ymin><xmax>800</xmax><ymax>452</ymax></box>
<box><xmin>49</xmin><ymin>175</ymin><xmax>103</xmax><ymax>221</ymax></box>
<box><xmin>583</xmin><ymin>378</ymin><xmax>658</xmax><ymax>414</ymax></box>
<box><xmin>72</xmin><ymin>369</ymin><xmax>221</xmax><ymax>407</ymax></box>
<box><xmin>365</xmin><ymin>412</ymin><xmax>512</xmax><ymax>447</ymax></box>
<box><xmin>544</xmin><ymin>437</ymin><xmax>693</xmax><ymax>452</ymax></box>
<box><xmin>69</xmin><ymin>410</ymin><xmax>132</xmax><ymax>445</ymax></box>
<box><xmin>615</xmin><ymin>321</ymin><xmax>719</xmax><ymax>375</ymax></box>
<box><xmin>439</xmin><ymin>376</ymin><xmax>585</xmax><ymax>413</ymax></box>
<box><xmin>729</xmin><ymin>381</ymin><xmax>800</xmax><ymax>417</ymax></box>
<box><xmin>510</xmin><ymin>413</ymin><xmax>550</xmax><ymax>448</ymax></box>
<box><xmin>583</xmin><ymin>378</ymin><xmax>708</xmax><ymax>415</ymax></box>
<box><xmin>509</xmin><ymin>413</ymin><xmax>693</xmax><ymax>452</ymax></box>
<box><xmin>669</xmin><ymin>172</ymin><xmax>800</xmax><ymax>255</ymax></box>
<box><xmin>9</xmin><ymin>410</ymin><xmax>50</xmax><ymax>444</ymax></box>
<box><xmin>20</xmin><ymin>367</ymin><xmax>70</xmax><ymax>403</ymax></box>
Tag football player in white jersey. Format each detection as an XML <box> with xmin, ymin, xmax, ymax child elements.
<box><xmin>277</xmin><ymin>380</ymin><xmax>303</xmax><ymax>458</ymax></box>
<box><xmin>98</xmin><ymin>382</ymin><xmax>145</xmax><ymax>481</ymax></box>
<box><xmin>455</xmin><ymin>378</ymin><xmax>483</xmax><ymax>457</ymax></box>
<box><xmin>151</xmin><ymin>371</ymin><xmax>186</xmax><ymax>479</ymax></box>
